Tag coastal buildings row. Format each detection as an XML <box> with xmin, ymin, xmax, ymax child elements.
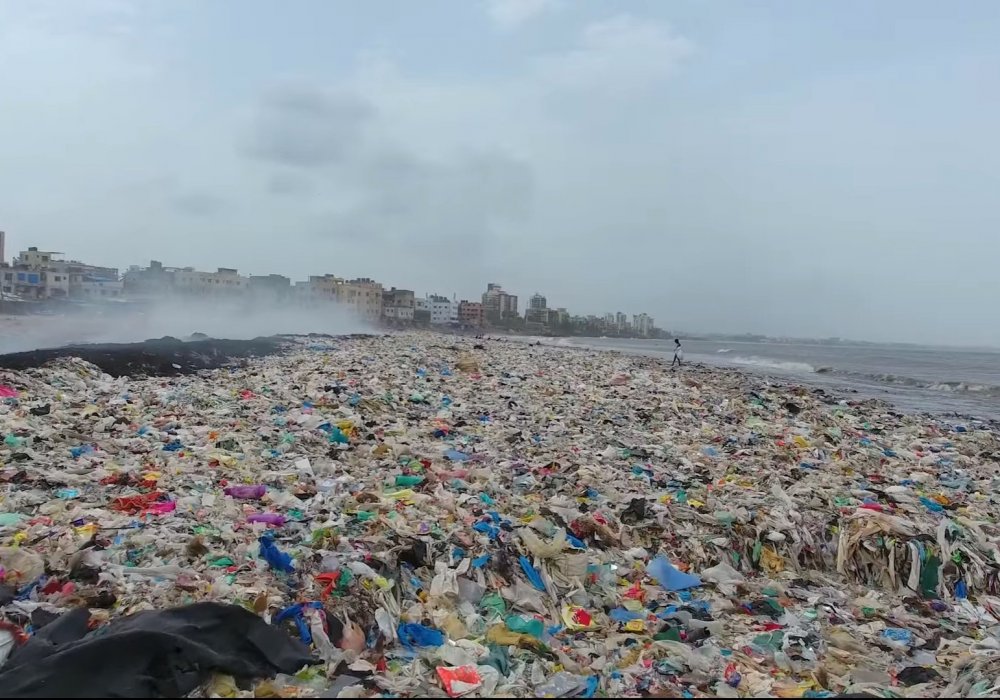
<box><xmin>0</xmin><ymin>237</ymin><xmax>659</xmax><ymax>335</ymax></box>
<box><xmin>0</xmin><ymin>245</ymin><xmax>123</xmax><ymax>302</ymax></box>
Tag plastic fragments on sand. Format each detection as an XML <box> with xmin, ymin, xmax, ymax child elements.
<box><xmin>0</xmin><ymin>332</ymin><xmax>999</xmax><ymax>697</ymax></box>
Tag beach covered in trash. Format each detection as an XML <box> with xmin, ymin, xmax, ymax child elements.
<box><xmin>0</xmin><ymin>332</ymin><xmax>999</xmax><ymax>698</ymax></box>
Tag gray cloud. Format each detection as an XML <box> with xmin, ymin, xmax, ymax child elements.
<box><xmin>339</xmin><ymin>148</ymin><xmax>534</xmax><ymax>247</ymax></box>
<box><xmin>535</xmin><ymin>14</ymin><xmax>694</xmax><ymax>94</ymax></box>
<box><xmin>243</xmin><ymin>80</ymin><xmax>534</xmax><ymax>258</ymax></box>
<box><xmin>266</xmin><ymin>171</ymin><xmax>314</xmax><ymax>196</ymax></box>
<box><xmin>243</xmin><ymin>84</ymin><xmax>375</xmax><ymax>168</ymax></box>
<box><xmin>170</xmin><ymin>191</ymin><xmax>227</xmax><ymax>216</ymax></box>
<box><xmin>486</xmin><ymin>0</ymin><xmax>560</xmax><ymax>28</ymax></box>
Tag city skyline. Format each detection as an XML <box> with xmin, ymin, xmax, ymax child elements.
<box><xmin>0</xmin><ymin>238</ymin><xmax>658</xmax><ymax>336</ymax></box>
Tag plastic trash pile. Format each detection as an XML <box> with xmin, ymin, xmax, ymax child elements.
<box><xmin>1</xmin><ymin>333</ymin><xmax>999</xmax><ymax>697</ymax></box>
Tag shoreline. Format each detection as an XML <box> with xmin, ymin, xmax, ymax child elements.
<box><xmin>502</xmin><ymin>332</ymin><xmax>1000</xmax><ymax>427</ymax></box>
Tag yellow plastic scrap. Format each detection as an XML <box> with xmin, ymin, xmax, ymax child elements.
<box><xmin>384</xmin><ymin>489</ymin><xmax>416</xmax><ymax>504</ymax></box>
<box><xmin>624</xmin><ymin>619</ymin><xmax>647</xmax><ymax>633</ymax></box>
<box><xmin>486</xmin><ymin>624</ymin><xmax>542</xmax><ymax>649</ymax></box>
<box><xmin>211</xmin><ymin>453</ymin><xmax>237</xmax><ymax>467</ymax></box>
<box><xmin>205</xmin><ymin>674</ymin><xmax>239</xmax><ymax>698</ymax></box>
<box><xmin>772</xmin><ymin>680</ymin><xmax>819</xmax><ymax>697</ymax></box>
<box><xmin>616</xmin><ymin>647</ymin><xmax>641</xmax><ymax>669</ymax></box>
<box><xmin>760</xmin><ymin>546</ymin><xmax>785</xmax><ymax>574</ymax></box>
<box><xmin>74</xmin><ymin>523</ymin><xmax>97</xmax><ymax>539</ymax></box>
<box><xmin>793</xmin><ymin>435</ymin><xmax>810</xmax><ymax>449</ymax></box>
<box><xmin>439</xmin><ymin>613</ymin><xmax>468</xmax><ymax>640</ymax></box>
<box><xmin>455</xmin><ymin>354</ymin><xmax>480</xmax><ymax>373</ymax></box>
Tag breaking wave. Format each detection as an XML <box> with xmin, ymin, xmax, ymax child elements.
<box><xmin>718</xmin><ymin>356</ymin><xmax>999</xmax><ymax>396</ymax></box>
<box><xmin>820</xmin><ymin>369</ymin><xmax>1000</xmax><ymax>396</ymax></box>
<box><xmin>862</xmin><ymin>375</ymin><xmax>1000</xmax><ymax>395</ymax></box>
<box><xmin>727</xmin><ymin>355</ymin><xmax>816</xmax><ymax>373</ymax></box>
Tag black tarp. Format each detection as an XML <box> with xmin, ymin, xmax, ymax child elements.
<box><xmin>0</xmin><ymin>602</ymin><xmax>317</xmax><ymax>698</ymax></box>
<box><xmin>0</xmin><ymin>336</ymin><xmax>285</xmax><ymax>378</ymax></box>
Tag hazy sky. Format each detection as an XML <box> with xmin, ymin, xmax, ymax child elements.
<box><xmin>2</xmin><ymin>0</ymin><xmax>998</xmax><ymax>345</ymax></box>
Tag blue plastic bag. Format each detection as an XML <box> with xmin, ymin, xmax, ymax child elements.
<box><xmin>609</xmin><ymin>607</ymin><xmax>644</xmax><ymax>622</ymax></box>
<box><xmin>472</xmin><ymin>521</ymin><xmax>499</xmax><ymax>540</ymax></box>
<box><xmin>397</xmin><ymin>623</ymin><xmax>445</xmax><ymax>649</ymax></box>
<box><xmin>646</xmin><ymin>556</ymin><xmax>701</xmax><ymax>591</ymax></box>
<box><xmin>275</xmin><ymin>602</ymin><xmax>323</xmax><ymax>642</ymax></box>
<box><xmin>920</xmin><ymin>496</ymin><xmax>944</xmax><ymax>513</ymax></box>
<box><xmin>259</xmin><ymin>533</ymin><xmax>294</xmax><ymax>573</ymax></box>
<box><xmin>881</xmin><ymin>627</ymin><xmax>913</xmax><ymax>646</ymax></box>
<box><xmin>520</xmin><ymin>556</ymin><xmax>546</xmax><ymax>591</ymax></box>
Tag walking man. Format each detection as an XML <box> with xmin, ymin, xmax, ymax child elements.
<box><xmin>671</xmin><ymin>338</ymin><xmax>684</xmax><ymax>368</ymax></box>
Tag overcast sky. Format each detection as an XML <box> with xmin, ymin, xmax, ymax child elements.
<box><xmin>1</xmin><ymin>0</ymin><xmax>998</xmax><ymax>345</ymax></box>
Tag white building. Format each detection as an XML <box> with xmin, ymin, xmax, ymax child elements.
<box><xmin>0</xmin><ymin>268</ymin><xmax>69</xmax><ymax>299</ymax></box>
<box><xmin>174</xmin><ymin>267</ymin><xmax>249</xmax><ymax>296</ymax></box>
<box><xmin>632</xmin><ymin>313</ymin><xmax>655</xmax><ymax>337</ymax></box>
<box><xmin>79</xmin><ymin>274</ymin><xmax>124</xmax><ymax>299</ymax></box>
<box><xmin>1</xmin><ymin>247</ymin><xmax>119</xmax><ymax>301</ymax></box>
<box><xmin>428</xmin><ymin>295</ymin><xmax>458</xmax><ymax>325</ymax></box>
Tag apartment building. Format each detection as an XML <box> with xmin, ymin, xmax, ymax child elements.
<box><xmin>382</xmin><ymin>287</ymin><xmax>415</xmax><ymax>322</ymax></box>
<box><xmin>482</xmin><ymin>283</ymin><xmax>518</xmax><ymax>321</ymax></box>
<box><xmin>457</xmin><ymin>300</ymin><xmax>484</xmax><ymax>327</ymax></box>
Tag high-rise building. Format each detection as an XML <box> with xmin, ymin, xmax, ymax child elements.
<box><xmin>632</xmin><ymin>313</ymin><xmax>655</xmax><ymax>337</ymax></box>
<box><xmin>525</xmin><ymin>292</ymin><xmax>549</xmax><ymax>324</ymax></box>
<box><xmin>615</xmin><ymin>312</ymin><xmax>627</xmax><ymax>331</ymax></box>
<box><xmin>482</xmin><ymin>283</ymin><xmax>518</xmax><ymax>321</ymax></box>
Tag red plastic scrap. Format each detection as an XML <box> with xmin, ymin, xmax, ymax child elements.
<box><xmin>111</xmin><ymin>491</ymin><xmax>165</xmax><ymax>514</ymax></box>
<box><xmin>315</xmin><ymin>571</ymin><xmax>341</xmax><ymax>600</ymax></box>
<box><xmin>0</xmin><ymin>620</ymin><xmax>29</xmax><ymax>645</ymax></box>
<box><xmin>437</xmin><ymin>665</ymin><xmax>482</xmax><ymax>697</ymax></box>
<box><xmin>572</xmin><ymin>607</ymin><xmax>593</xmax><ymax>626</ymax></box>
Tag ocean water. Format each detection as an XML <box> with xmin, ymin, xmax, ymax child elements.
<box><xmin>533</xmin><ymin>337</ymin><xmax>1000</xmax><ymax>422</ymax></box>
